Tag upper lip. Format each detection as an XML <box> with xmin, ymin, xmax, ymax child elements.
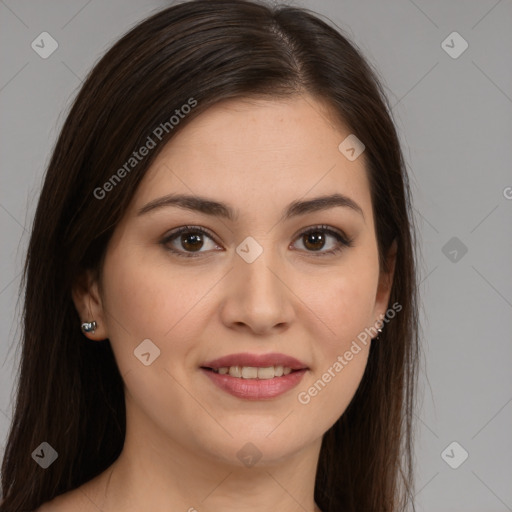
<box><xmin>201</xmin><ymin>352</ymin><xmax>308</xmax><ymax>370</ymax></box>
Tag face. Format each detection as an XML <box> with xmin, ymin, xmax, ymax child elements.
<box><xmin>74</xmin><ymin>94</ymin><xmax>395</xmax><ymax>468</ymax></box>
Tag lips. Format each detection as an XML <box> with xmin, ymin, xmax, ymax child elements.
<box><xmin>200</xmin><ymin>352</ymin><xmax>309</xmax><ymax>400</ymax></box>
<box><xmin>201</xmin><ymin>352</ymin><xmax>308</xmax><ymax>371</ymax></box>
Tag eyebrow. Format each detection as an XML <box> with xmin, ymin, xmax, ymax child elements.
<box><xmin>137</xmin><ymin>192</ymin><xmax>365</xmax><ymax>223</ymax></box>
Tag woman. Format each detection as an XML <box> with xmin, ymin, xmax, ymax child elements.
<box><xmin>0</xmin><ymin>0</ymin><xmax>420</xmax><ymax>510</ymax></box>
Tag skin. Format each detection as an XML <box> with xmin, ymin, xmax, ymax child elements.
<box><xmin>39</xmin><ymin>94</ymin><xmax>396</xmax><ymax>512</ymax></box>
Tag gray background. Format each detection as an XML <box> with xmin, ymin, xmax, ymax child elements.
<box><xmin>1</xmin><ymin>0</ymin><xmax>511</xmax><ymax>510</ymax></box>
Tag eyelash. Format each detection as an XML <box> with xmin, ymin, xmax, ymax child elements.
<box><xmin>160</xmin><ymin>224</ymin><xmax>354</xmax><ymax>259</ymax></box>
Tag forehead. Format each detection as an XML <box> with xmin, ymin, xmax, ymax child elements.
<box><xmin>130</xmin><ymin>95</ymin><xmax>372</xmax><ymax>223</ymax></box>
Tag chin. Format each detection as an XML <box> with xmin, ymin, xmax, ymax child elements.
<box><xmin>195</xmin><ymin>424</ymin><xmax>316</xmax><ymax>468</ymax></box>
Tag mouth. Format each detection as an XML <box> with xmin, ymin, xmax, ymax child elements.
<box><xmin>201</xmin><ymin>365</ymin><xmax>300</xmax><ymax>379</ymax></box>
<box><xmin>201</xmin><ymin>352</ymin><xmax>308</xmax><ymax>376</ymax></box>
<box><xmin>200</xmin><ymin>352</ymin><xmax>309</xmax><ymax>400</ymax></box>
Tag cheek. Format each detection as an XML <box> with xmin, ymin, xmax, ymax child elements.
<box><xmin>102</xmin><ymin>247</ymin><xmax>216</xmax><ymax>335</ymax></box>
<box><xmin>100</xmin><ymin>248</ymin><xmax>217</xmax><ymax>376</ymax></box>
<box><xmin>291</xmin><ymin>262</ymin><xmax>376</xmax><ymax>427</ymax></box>
<box><xmin>295</xmin><ymin>272</ymin><xmax>375</xmax><ymax>429</ymax></box>
<box><xmin>298</xmin><ymin>261</ymin><xmax>378</xmax><ymax>348</ymax></box>
<box><xmin>99</xmin><ymin>251</ymin><xmax>220</xmax><ymax>443</ymax></box>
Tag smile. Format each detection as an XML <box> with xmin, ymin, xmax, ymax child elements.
<box><xmin>200</xmin><ymin>352</ymin><xmax>309</xmax><ymax>399</ymax></box>
<box><xmin>208</xmin><ymin>365</ymin><xmax>294</xmax><ymax>379</ymax></box>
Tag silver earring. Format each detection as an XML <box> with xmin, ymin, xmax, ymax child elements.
<box><xmin>374</xmin><ymin>323</ymin><xmax>383</xmax><ymax>341</ymax></box>
<box><xmin>81</xmin><ymin>321</ymin><xmax>97</xmax><ymax>334</ymax></box>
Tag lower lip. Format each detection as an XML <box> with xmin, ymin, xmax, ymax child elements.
<box><xmin>200</xmin><ymin>368</ymin><xmax>307</xmax><ymax>400</ymax></box>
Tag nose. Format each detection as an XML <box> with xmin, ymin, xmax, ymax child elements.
<box><xmin>218</xmin><ymin>248</ymin><xmax>295</xmax><ymax>335</ymax></box>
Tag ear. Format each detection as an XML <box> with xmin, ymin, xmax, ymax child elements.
<box><xmin>372</xmin><ymin>238</ymin><xmax>398</xmax><ymax>324</ymax></box>
<box><xmin>71</xmin><ymin>269</ymin><xmax>109</xmax><ymax>341</ymax></box>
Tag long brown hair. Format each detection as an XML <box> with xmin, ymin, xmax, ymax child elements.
<box><xmin>0</xmin><ymin>1</ymin><xmax>420</xmax><ymax>510</ymax></box>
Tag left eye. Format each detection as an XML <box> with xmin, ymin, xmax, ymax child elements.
<box><xmin>161</xmin><ymin>225</ymin><xmax>353</xmax><ymax>258</ymax></box>
<box><xmin>292</xmin><ymin>225</ymin><xmax>353</xmax><ymax>255</ymax></box>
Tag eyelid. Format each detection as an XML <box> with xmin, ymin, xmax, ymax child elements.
<box><xmin>164</xmin><ymin>224</ymin><xmax>220</xmax><ymax>244</ymax></box>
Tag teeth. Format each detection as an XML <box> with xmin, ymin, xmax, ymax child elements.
<box><xmin>228</xmin><ymin>366</ymin><xmax>242</xmax><ymax>378</ymax></box>
<box><xmin>242</xmin><ymin>366</ymin><xmax>258</xmax><ymax>379</ymax></box>
<box><xmin>257</xmin><ymin>366</ymin><xmax>275</xmax><ymax>379</ymax></box>
<box><xmin>213</xmin><ymin>365</ymin><xmax>296</xmax><ymax>379</ymax></box>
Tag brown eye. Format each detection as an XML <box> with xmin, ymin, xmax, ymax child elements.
<box><xmin>302</xmin><ymin>231</ymin><xmax>326</xmax><ymax>251</ymax></box>
<box><xmin>161</xmin><ymin>226</ymin><xmax>221</xmax><ymax>258</ymax></box>
<box><xmin>180</xmin><ymin>232</ymin><xmax>204</xmax><ymax>252</ymax></box>
<box><xmin>292</xmin><ymin>225</ymin><xmax>354</xmax><ymax>256</ymax></box>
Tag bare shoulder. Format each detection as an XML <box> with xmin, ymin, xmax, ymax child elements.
<box><xmin>33</xmin><ymin>466</ymin><xmax>116</xmax><ymax>512</ymax></box>
<box><xmin>34</xmin><ymin>489</ymin><xmax>85</xmax><ymax>511</ymax></box>
<box><xmin>34</xmin><ymin>481</ymin><xmax>101</xmax><ymax>512</ymax></box>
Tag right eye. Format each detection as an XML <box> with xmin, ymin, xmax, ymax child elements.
<box><xmin>160</xmin><ymin>225</ymin><xmax>223</xmax><ymax>258</ymax></box>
